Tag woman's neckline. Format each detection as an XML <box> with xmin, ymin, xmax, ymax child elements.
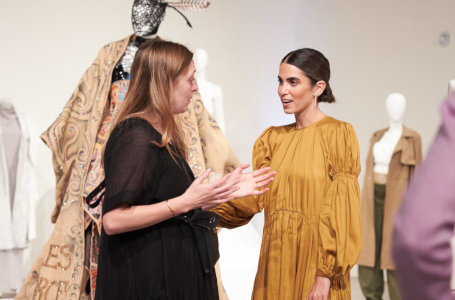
<box><xmin>127</xmin><ymin>117</ymin><xmax>162</xmax><ymax>135</ymax></box>
<box><xmin>293</xmin><ymin>115</ymin><xmax>331</xmax><ymax>131</ymax></box>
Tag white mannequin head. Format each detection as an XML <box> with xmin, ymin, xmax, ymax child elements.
<box><xmin>0</xmin><ymin>97</ymin><xmax>14</xmax><ymax>111</ymax></box>
<box><xmin>449</xmin><ymin>79</ymin><xmax>455</xmax><ymax>94</ymax></box>
<box><xmin>193</xmin><ymin>48</ymin><xmax>208</xmax><ymax>74</ymax></box>
<box><xmin>386</xmin><ymin>93</ymin><xmax>406</xmax><ymax>123</ymax></box>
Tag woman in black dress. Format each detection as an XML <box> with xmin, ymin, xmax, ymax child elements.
<box><xmin>94</xmin><ymin>40</ymin><xmax>274</xmax><ymax>300</ymax></box>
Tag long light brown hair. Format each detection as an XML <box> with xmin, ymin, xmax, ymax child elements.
<box><xmin>113</xmin><ymin>39</ymin><xmax>193</xmax><ymax>162</ymax></box>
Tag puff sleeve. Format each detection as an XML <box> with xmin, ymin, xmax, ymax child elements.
<box><xmin>213</xmin><ymin>127</ymin><xmax>274</xmax><ymax>228</ymax></box>
<box><xmin>316</xmin><ymin>123</ymin><xmax>362</xmax><ymax>285</ymax></box>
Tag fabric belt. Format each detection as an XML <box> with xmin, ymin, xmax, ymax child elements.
<box><xmin>175</xmin><ymin>210</ymin><xmax>220</xmax><ymax>274</ymax></box>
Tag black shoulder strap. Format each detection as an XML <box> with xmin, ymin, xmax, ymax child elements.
<box><xmin>86</xmin><ymin>179</ymin><xmax>106</xmax><ymax>209</ymax></box>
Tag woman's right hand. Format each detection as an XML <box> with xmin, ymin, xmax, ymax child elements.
<box><xmin>178</xmin><ymin>168</ymin><xmax>240</xmax><ymax>212</ymax></box>
<box><xmin>307</xmin><ymin>276</ymin><xmax>331</xmax><ymax>300</ymax></box>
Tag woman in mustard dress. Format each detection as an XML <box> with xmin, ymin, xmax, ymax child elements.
<box><xmin>214</xmin><ymin>49</ymin><xmax>362</xmax><ymax>299</ymax></box>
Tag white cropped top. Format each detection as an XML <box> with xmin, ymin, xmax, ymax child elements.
<box><xmin>373</xmin><ymin>126</ymin><xmax>402</xmax><ymax>174</ymax></box>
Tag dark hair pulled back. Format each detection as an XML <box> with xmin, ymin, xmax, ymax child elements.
<box><xmin>281</xmin><ymin>48</ymin><xmax>335</xmax><ymax>103</ymax></box>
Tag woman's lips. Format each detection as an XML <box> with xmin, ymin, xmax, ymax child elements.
<box><xmin>281</xmin><ymin>99</ymin><xmax>293</xmax><ymax>107</ymax></box>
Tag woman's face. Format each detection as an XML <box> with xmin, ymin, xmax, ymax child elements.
<box><xmin>278</xmin><ymin>63</ymin><xmax>315</xmax><ymax>115</ymax></box>
<box><xmin>172</xmin><ymin>61</ymin><xmax>198</xmax><ymax>114</ymax></box>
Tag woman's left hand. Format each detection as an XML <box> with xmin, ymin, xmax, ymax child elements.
<box><xmin>227</xmin><ymin>164</ymin><xmax>276</xmax><ymax>199</ymax></box>
<box><xmin>307</xmin><ymin>276</ymin><xmax>331</xmax><ymax>300</ymax></box>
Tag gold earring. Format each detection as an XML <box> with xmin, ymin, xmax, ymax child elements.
<box><xmin>313</xmin><ymin>95</ymin><xmax>317</xmax><ymax>106</ymax></box>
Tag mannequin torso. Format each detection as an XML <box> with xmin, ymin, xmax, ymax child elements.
<box><xmin>373</xmin><ymin>123</ymin><xmax>402</xmax><ymax>175</ymax></box>
<box><xmin>193</xmin><ymin>48</ymin><xmax>225</xmax><ymax>132</ymax></box>
<box><xmin>114</xmin><ymin>34</ymin><xmax>158</xmax><ymax>81</ymax></box>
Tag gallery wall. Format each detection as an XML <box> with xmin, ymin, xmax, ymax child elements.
<box><xmin>294</xmin><ymin>0</ymin><xmax>455</xmax><ymax>171</ymax></box>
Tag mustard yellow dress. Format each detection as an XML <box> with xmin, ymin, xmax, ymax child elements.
<box><xmin>214</xmin><ymin>116</ymin><xmax>362</xmax><ymax>299</ymax></box>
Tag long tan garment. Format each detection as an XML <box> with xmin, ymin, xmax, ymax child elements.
<box><xmin>16</xmin><ymin>35</ymin><xmax>237</xmax><ymax>300</ymax></box>
<box><xmin>357</xmin><ymin>126</ymin><xmax>422</xmax><ymax>269</ymax></box>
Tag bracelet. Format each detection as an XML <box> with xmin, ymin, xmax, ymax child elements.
<box><xmin>166</xmin><ymin>200</ymin><xmax>176</xmax><ymax>217</ymax></box>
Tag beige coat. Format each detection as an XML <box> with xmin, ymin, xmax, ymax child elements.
<box><xmin>357</xmin><ymin>126</ymin><xmax>422</xmax><ymax>269</ymax></box>
<box><xmin>16</xmin><ymin>35</ymin><xmax>238</xmax><ymax>300</ymax></box>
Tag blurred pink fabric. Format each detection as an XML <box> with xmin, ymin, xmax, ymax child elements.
<box><xmin>393</xmin><ymin>92</ymin><xmax>455</xmax><ymax>300</ymax></box>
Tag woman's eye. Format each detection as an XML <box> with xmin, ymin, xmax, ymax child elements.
<box><xmin>290</xmin><ymin>80</ymin><xmax>297</xmax><ymax>85</ymax></box>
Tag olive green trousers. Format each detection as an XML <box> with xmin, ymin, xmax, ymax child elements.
<box><xmin>358</xmin><ymin>184</ymin><xmax>401</xmax><ymax>300</ymax></box>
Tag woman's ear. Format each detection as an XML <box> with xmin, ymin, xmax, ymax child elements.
<box><xmin>313</xmin><ymin>80</ymin><xmax>326</xmax><ymax>97</ymax></box>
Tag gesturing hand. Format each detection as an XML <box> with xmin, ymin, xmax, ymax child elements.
<box><xmin>307</xmin><ymin>276</ymin><xmax>331</xmax><ymax>300</ymax></box>
<box><xmin>183</xmin><ymin>168</ymin><xmax>240</xmax><ymax>210</ymax></box>
<box><xmin>226</xmin><ymin>164</ymin><xmax>276</xmax><ymax>199</ymax></box>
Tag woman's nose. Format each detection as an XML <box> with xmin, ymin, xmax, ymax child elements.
<box><xmin>278</xmin><ymin>84</ymin><xmax>287</xmax><ymax>97</ymax></box>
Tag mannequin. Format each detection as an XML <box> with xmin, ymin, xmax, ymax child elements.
<box><xmin>112</xmin><ymin>0</ymin><xmax>165</xmax><ymax>81</ymax></box>
<box><xmin>0</xmin><ymin>98</ymin><xmax>38</xmax><ymax>296</ymax></box>
<box><xmin>0</xmin><ymin>98</ymin><xmax>22</xmax><ymax>296</ymax></box>
<box><xmin>194</xmin><ymin>48</ymin><xmax>225</xmax><ymax>132</ymax></box>
<box><xmin>358</xmin><ymin>93</ymin><xmax>422</xmax><ymax>300</ymax></box>
<box><xmin>17</xmin><ymin>1</ymin><xmax>236</xmax><ymax>299</ymax></box>
<box><xmin>372</xmin><ymin>93</ymin><xmax>405</xmax><ymax>180</ymax></box>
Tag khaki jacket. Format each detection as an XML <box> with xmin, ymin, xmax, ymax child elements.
<box><xmin>358</xmin><ymin>126</ymin><xmax>422</xmax><ymax>269</ymax></box>
<box><xmin>16</xmin><ymin>35</ymin><xmax>238</xmax><ymax>299</ymax></box>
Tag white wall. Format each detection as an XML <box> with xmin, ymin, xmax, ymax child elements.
<box><xmin>295</xmin><ymin>0</ymin><xmax>455</xmax><ymax>184</ymax></box>
<box><xmin>1</xmin><ymin>0</ymin><xmax>454</xmax><ymax>299</ymax></box>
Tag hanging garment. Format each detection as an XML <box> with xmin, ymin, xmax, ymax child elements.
<box><xmin>0</xmin><ymin>104</ymin><xmax>38</xmax><ymax>250</ymax></box>
<box><xmin>0</xmin><ymin>103</ymin><xmax>39</xmax><ymax>291</ymax></box>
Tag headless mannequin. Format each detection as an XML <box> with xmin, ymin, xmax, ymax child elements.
<box><xmin>193</xmin><ymin>48</ymin><xmax>225</xmax><ymax>132</ymax></box>
<box><xmin>0</xmin><ymin>98</ymin><xmax>24</xmax><ymax>294</ymax></box>
<box><xmin>373</xmin><ymin>93</ymin><xmax>406</xmax><ymax>183</ymax></box>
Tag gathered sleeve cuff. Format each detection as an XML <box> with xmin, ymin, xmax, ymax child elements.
<box><xmin>316</xmin><ymin>123</ymin><xmax>362</xmax><ymax>281</ymax></box>
<box><xmin>213</xmin><ymin>195</ymin><xmax>263</xmax><ymax>228</ymax></box>
<box><xmin>212</xmin><ymin>127</ymin><xmax>274</xmax><ymax>228</ymax></box>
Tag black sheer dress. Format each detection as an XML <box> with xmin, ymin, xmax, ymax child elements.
<box><xmin>95</xmin><ymin>118</ymin><xmax>219</xmax><ymax>300</ymax></box>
